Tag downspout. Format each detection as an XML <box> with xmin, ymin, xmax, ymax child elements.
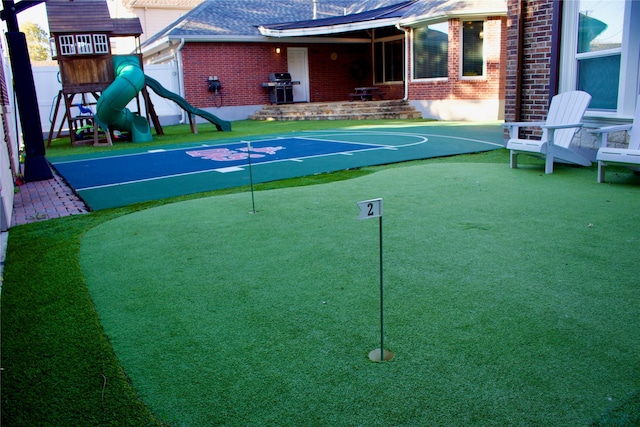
<box><xmin>396</xmin><ymin>24</ymin><xmax>410</xmax><ymax>101</ymax></box>
<box><xmin>176</xmin><ymin>38</ymin><xmax>186</xmax><ymax>124</ymax></box>
<box><xmin>548</xmin><ymin>0</ymin><xmax>563</xmax><ymax>101</ymax></box>
<box><xmin>514</xmin><ymin>0</ymin><xmax>525</xmax><ymax>122</ymax></box>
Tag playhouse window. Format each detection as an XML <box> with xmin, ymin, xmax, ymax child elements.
<box><xmin>59</xmin><ymin>35</ymin><xmax>76</xmax><ymax>55</ymax></box>
<box><xmin>93</xmin><ymin>34</ymin><xmax>109</xmax><ymax>54</ymax></box>
<box><xmin>76</xmin><ymin>34</ymin><xmax>93</xmax><ymax>54</ymax></box>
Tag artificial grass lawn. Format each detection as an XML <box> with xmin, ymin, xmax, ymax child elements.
<box><xmin>2</xmin><ymin>144</ymin><xmax>639</xmax><ymax>426</ymax></box>
<box><xmin>0</xmin><ymin>210</ymin><xmax>162</xmax><ymax>426</ymax></box>
<box><xmin>79</xmin><ymin>160</ymin><xmax>640</xmax><ymax>425</ymax></box>
<box><xmin>0</xmin><ymin>167</ymin><xmax>372</xmax><ymax>427</ymax></box>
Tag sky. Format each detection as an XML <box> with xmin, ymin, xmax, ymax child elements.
<box><xmin>15</xmin><ymin>2</ymin><xmax>50</xmax><ymax>33</ymax></box>
<box><xmin>12</xmin><ymin>0</ymin><xmax>126</xmax><ymax>35</ymax></box>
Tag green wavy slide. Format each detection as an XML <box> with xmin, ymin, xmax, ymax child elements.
<box><xmin>95</xmin><ymin>55</ymin><xmax>154</xmax><ymax>143</ymax></box>
<box><xmin>96</xmin><ymin>55</ymin><xmax>231</xmax><ymax>143</ymax></box>
<box><xmin>145</xmin><ymin>75</ymin><xmax>232</xmax><ymax>132</ymax></box>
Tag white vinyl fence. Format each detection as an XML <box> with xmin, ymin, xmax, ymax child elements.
<box><xmin>32</xmin><ymin>61</ymin><xmax>181</xmax><ymax>137</ymax></box>
<box><xmin>0</xmin><ymin>59</ymin><xmax>180</xmax><ymax>229</ymax></box>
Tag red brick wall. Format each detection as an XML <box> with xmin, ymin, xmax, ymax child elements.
<box><xmin>181</xmin><ymin>42</ymin><xmax>380</xmax><ymax>107</ymax></box>
<box><xmin>408</xmin><ymin>17</ymin><xmax>507</xmax><ymax>101</ymax></box>
<box><xmin>308</xmin><ymin>44</ymin><xmax>369</xmax><ymax>102</ymax></box>
<box><xmin>182</xmin><ymin>42</ymin><xmax>286</xmax><ymax>107</ymax></box>
<box><xmin>504</xmin><ymin>0</ymin><xmax>554</xmax><ymax>124</ymax></box>
<box><xmin>180</xmin><ymin>16</ymin><xmax>507</xmax><ymax>110</ymax></box>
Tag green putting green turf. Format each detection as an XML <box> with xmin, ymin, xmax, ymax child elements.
<box><xmin>81</xmin><ymin>161</ymin><xmax>640</xmax><ymax>426</ymax></box>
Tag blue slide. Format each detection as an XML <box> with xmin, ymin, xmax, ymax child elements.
<box><xmin>95</xmin><ymin>55</ymin><xmax>153</xmax><ymax>143</ymax></box>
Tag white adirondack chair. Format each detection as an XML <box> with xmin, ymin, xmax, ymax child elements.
<box><xmin>590</xmin><ymin>97</ymin><xmax>640</xmax><ymax>183</ymax></box>
<box><xmin>503</xmin><ymin>91</ymin><xmax>592</xmax><ymax>174</ymax></box>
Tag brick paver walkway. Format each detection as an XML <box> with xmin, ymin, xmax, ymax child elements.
<box><xmin>11</xmin><ymin>172</ymin><xmax>89</xmax><ymax>227</ymax></box>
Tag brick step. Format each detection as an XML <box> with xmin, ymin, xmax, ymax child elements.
<box><xmin>252</xmin><ymin>109</ymin><xmax>421</xmax><ymax>118</ymax></box>
<box><xmin>254</xmin><ymin>103</ymin><xmax>410</xmax><ymax>114</ymax></box>
<box><xmin>253</xmin><ymin>112</ymin><xmax>423</xmax><ymax>121</ymax></box>
<box><xmin>250</xmin><ymin>100</ymin><xmax>422</xmax><ymax>121</ymax></box>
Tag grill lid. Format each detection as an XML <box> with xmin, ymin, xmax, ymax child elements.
<box><xmin>269</xmin><ymin>72</ymin><xmax>292</xmax><ymax>82</ymax></box>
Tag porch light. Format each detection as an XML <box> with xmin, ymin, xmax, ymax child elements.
<box><xmin>275</xmin><ymin>47</ymin><xmax>281</xmax><ymax>54</ymax></box>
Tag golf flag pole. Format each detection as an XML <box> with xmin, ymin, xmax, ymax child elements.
<box><xmin>246</xmin><ymin>141</ymin><xmax>256</xmax><ymax>214</ymax></box>
<box><xmin>357</xmin><ymin>198</ymin><xmax>394</xmax><ymax>362</ymax></box>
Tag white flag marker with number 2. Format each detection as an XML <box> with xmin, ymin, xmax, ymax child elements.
<box><xmin>357</xmin><ymin>198</ymin><xmax>383</xmax><ymax>220</ymax></box>
<box><xmin>356</xmin><ymin>197</ymin><xmax>394</xmax><ymax>361</ymax></box>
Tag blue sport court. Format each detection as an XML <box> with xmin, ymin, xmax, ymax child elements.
<box><xmin>50</xmin><ymin>125</ymin><xmax>504</xmax><ymax>210</ymax></box>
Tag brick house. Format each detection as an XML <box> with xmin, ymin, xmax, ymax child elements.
<box><xmin>504</xmin><ymin>0</ymin><xmax>639</xmax><ymax>151</ymax></box>
<box><xmin>140</xmin><ymin>0</ymin><xmax>508</xmax><ymax>122</ymax></box>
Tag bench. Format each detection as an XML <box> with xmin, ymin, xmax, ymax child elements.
<box><xmin>350</xmin><ymin>87</ymin><xmax>384</xmax><ymax>101</ymax></box>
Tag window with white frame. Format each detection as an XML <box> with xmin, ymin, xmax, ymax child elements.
<box><xmin>93</xmin><ymin>34</ymin><xmax>109</xmax><ymax>54</ymax></box>
<box><xmin>561</xmin><ymin>0</ymin><xmax>640</xmax><ymax>116</ymax></box>
<box><xmin>56</xmin><ymin>33</ymin><xmax>111</xmax><ymax>56</ymax></box>
<box><xmin>461</xmin><ymin>21</ymin><xmax>485</xmax><ymax>78</ymax></box>
<box><xmin>59</xmin><ymin>35</ymin><xmax>76</xmax><ymax>55</ymax></box>
<box><xmin>412</xmin><ymin>22</ymin><xmax>448</xmax><ymax>80</ymax></box>
<box><xmin>76</xmin><ymin>34</ymin><xmax>93</xmax><ymax>54</ymax></box>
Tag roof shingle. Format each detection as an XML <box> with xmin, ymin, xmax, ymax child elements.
<box><xmin>143</xmin><ymin>0</ymin><xmax>355</xmax><ymax>45</ymax></box>
<box><xmin>142</xmin><ymin>0</ymin><xmax>506</xmax><ymax>48</ymax></box>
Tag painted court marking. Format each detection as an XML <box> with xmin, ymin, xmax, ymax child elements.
<box><xmin>51</xmin><ymin>129</ymin><xmax>501</xmax><ymax>193</ymax></box>
<box><xmin>305</xmin><ymin>129</ymin><xmax>504</xmax><ymax>148</ymax></box>
<box><xmin>52</xmin><ymin>136</ymin><xmax>416</xmax><ymax>191</ymax></box>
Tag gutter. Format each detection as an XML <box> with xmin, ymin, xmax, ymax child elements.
<box><xmin>143</xmin><ymin>35</ymin><xmax>370</xmax><ymax>56</ymax></box>
<box><xmin>399</xmin><ymin>10</ymin><xmax>508</xmax><ymax>27</ymax></box>
<box><xmin>258</xmin><ymin>18</ymin><xmax>401</xmax><ymax>37</ymax></box>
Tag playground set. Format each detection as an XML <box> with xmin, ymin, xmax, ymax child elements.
<box><xmin>45</xmin><ymin>0</ymin><xmax>231</xmax><ymax>148</ymax></box>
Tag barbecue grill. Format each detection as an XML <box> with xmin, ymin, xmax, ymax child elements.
<box><xmin>261</xmin><ymin>72</ymin><xmax>300</xmax><ymax>104</ymax></box>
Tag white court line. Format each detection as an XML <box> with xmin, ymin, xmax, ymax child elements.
<box><xmin>73</xmin><ymin>141</ymin><xmax>389</xmax><ymax>190</ymax></box>
<box><xmin>51</xmin><ymin>143</ymin><xmax>216</xmax><ymax>165</ymax></box>
<box><xmin>52</xmin><ymin>135</ymin><xmax>392</xmax><ymax>166</ymax></box>
<box><xmin>304</xmin><ymin>130</ymin><xmax>502</xmax><ymax>147</ymax></box>
<box><xmin>68</xmin><ymin>130</ymin><xmax>506</xmax><ymax>191</ymax></box>
<box><xmin>420</xmin><ymin>134</ymin><xmax>504</xmax><ymax>147</ymax></box>
<box><xmin>294</xmin><ymin>134</ymin><xmax>428</xmax><ymax>148</ymax></box>
<box><xmin>215</xmin><ymin>166</ymin><xmax>244</xmax><ymax>173</ymax></box>
<box><xmin>78</xmin><ymin>169</ymin><xmax>222</xmax><ymax>191</ymax></box>
<box><xmin>294</xmin><ymin>135</ymin><xmax>396</xmax><ymax>148</ymax></box>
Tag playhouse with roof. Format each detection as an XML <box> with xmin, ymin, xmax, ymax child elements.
<box><xmin>45</xmin><ymin>0</ymin><xmax>229</xmax><ymax>147</ymax></box>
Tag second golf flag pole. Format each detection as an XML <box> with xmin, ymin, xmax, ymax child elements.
<box><xmin>357</xmin><ymin>198</ymin><xmax>394</xmax><ymax>362</ymax></box>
